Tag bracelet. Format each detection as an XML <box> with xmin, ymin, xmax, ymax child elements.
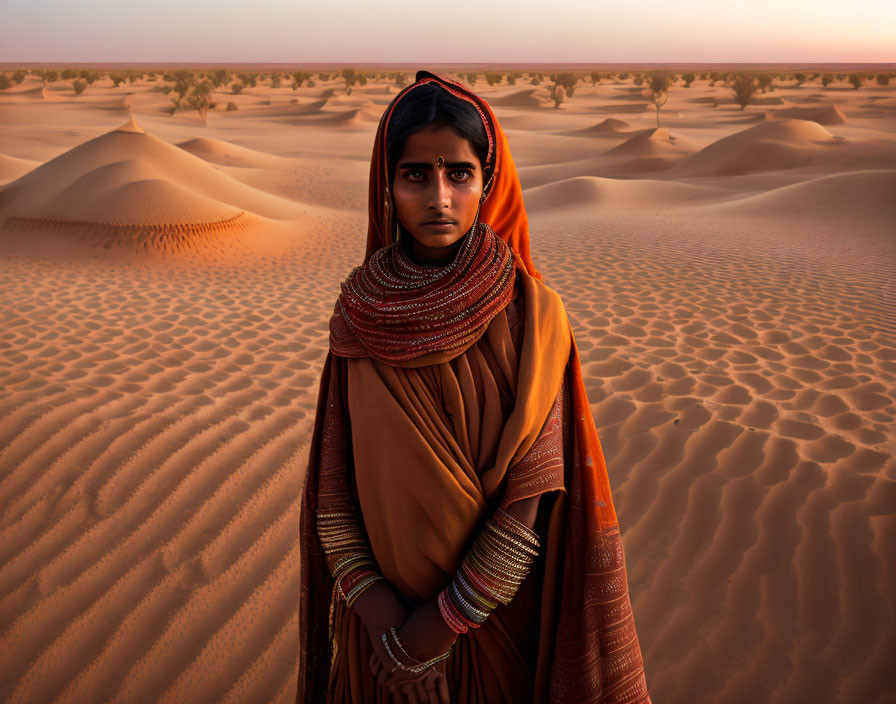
<box><xmin>438</xmin><ymin>590</ymin><xmax>469</xmax><ymax>634</ymax></box>
<box><xmin>437</xmin><ymin>507</ymin><xmax>542</xmax><ymax>633</ymax></box>
<box><xmin>380</xmin><ymin>629</ymin><xmax>454</xmax><ymax>674</ymax></box>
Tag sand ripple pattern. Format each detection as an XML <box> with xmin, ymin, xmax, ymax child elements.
<box><xmin>532</xmin><ymin>210</ymin><xmax>896</xmax><ymax>704</ymax></box>
<box><xmin>1</xmin><ymin>212</ymin><xmax>258</xmax><ymax>256</ymax></box>
<box><xmin>0</xmin><ymin>212</ymin><xmax>363</xmax><ymax>704</ymax></box>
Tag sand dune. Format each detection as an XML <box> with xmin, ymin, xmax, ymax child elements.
<box><xmin>0</xmin><ymin>73</ymin><xmax>893</xmax><ymax>704</ymax></box>
<box><xmin>562</xmin><ymin>117</ymin><xmax>634</xmax><ymax>137</ymax></box>
<box><xmin>770</xmin><ymin>104</ymin><xmax>849</xmax><ymax>124</ymax></box>
<box><xmin>696</xmin><ymin>169</ymin><xmax>896</xmax><ymax>221</ymax></box>
<box><xmin>0</xmin><ymin>115</ymin><xmax>312</xmax><ymax>254</ymax></box>
<box><xmin>523</xmin><ymin>175</ymin><xmax>729</xmax><ymax>212</ymax></box>
<box><xmin>0</xmin><ymin>153</ymin><xmax>41</xmax><ymax>183</ymax></box>
<box><xmin>484</xmin><ymin>87</ymin><xmax>547</xmax><ymax>108</ymax></box>
<box><xmin>176</xmin><ymin>138</ymin><xmax>294</xmax><ymax>169</ymax></box>
<box><xmin>670</xmin><ymin>119</ymin><xmax>843</xmax><ymax>177</ymax></box>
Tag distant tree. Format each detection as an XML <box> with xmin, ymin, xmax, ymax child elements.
<box><xmin>589</xmin><ymin>71</ymin><xmax>601</xmax><ymax>86</ymax></box>
<box><xmin>507</xmin><ymin>71</ymin><xmax>522</xmax><ymax>86</ymax></box>
<box><xmin>848</xmin><ymin>73</ymin><xmax>863</xmax><ymax>90</ymax></box>
<box><xmin>820</xmin><ymin>74</ymin><xmax>834</xmax><ymax>88</ymax></box>
<box><xmin>618</xmin><ymin>72</ymin><xmax>629</xmax><ymax>80</ymax></box>
<box><xmin>633</xmin><ymin>75</ymin><xmax>643</xmax><ymax>86</ymax></box>
<box><xmin>552</xmin><ymin>72</ymin><xmax>578</xmax><ymax>97</ymax></box>
<box><xmin>231</xmin><ymin>82</ymin><xmax>244</xmax><ymax>94</ymax></box>
<box><xmin>342</xmin><ymin>68</ymin><xmax>360</xmax><ymax>94</ymax></box>
<box><xmin>226</xmin><ymin>101</ymin><xmax>238</xmax><ymax>111</ymax></box>
<box><xmin>484</xmin><ymin>71</ymin><xmax>503</xmax><ymax>86</ymax></box>
<box><xmin>319</xmin><ymin>72</ymin><xmax>331</xmax><ymax>81</ymax></box>
<box><xmin>549</xmin><ymin>83</ymin><xmax>565</xmax><ymax>108</ymax></box>
<box><xmin>0</xmin><ymin>74</ymin><xmax>10</xmax><ymax>90</ymax></box>
<box><xmin>72</xmin><ymin>79</ymin><xmax>87</xmax><ymax>95</ymax></box>
<box><xmin>44</xmin><ymin>69</ymin><xmax>58</xmax><ymax>83</ymax></box>
<box><xmin>731</xmin><ymin>72</ymin><xmax>758</xmax><ymax>110</ymax></box>
<box><xmin>755</xmin><ymin>72</ymin><xmax>773</xmax><ymax>93</ymax></box>
<box><xmin>681</xmin><ymin>72</ymin><xmax>696</xmax><ymax>88</ymax></box>
<box><xmin>793</xmin><ymin>72</ymin><xmax>807</xmax><ymax>86</ymax></box>
<box><xmin>464</xmin><ymin>73</ymin><xmax>478</xmax><ymax>86</ymax></box>
<box><xmin>271</xmin><ymin>74</ymin><xmax>282</xmax><ymax>88</ymax></box>
<box><xmin>647</xmin><ymin>70</ymin><xmax>670</xmax><ymax>127</ymax></box>
<box><xmin>236</xmin><ymin>72</ymin><xmax>257</xmax><ymax>87</ymax></box>
<box><xmin>393</xmin><ymin>72</ymin><xmax>408</xmax><ymax>88</ymax></box>
<box><xmin>127</xmin><ymin>71</ymin><xmax>140</xmax><ymax>84</ymax></box>
<box><xmin>109</xmin><ymin>71</ymin><xmax>126</xmax><ymax>88</ymax></box>
<box><xmin>171</xmin><ymin>71</ymin><xmax>193</xmax><ymax>108</ymax></box>
<box><xmin>208</xmin><ymin>70</ymin><xmax>229</xmax><ymax>88</ymax></box>
<box><xmin>186</xmin><ymin>80</ymin><xmax>213</xmax><ymax>125</ymax></box>
<box><xmin>12</xmin><ymin>69</ymin><xmax>26</xmax><ymax>84</ymax></box>
<box><xmin>876</xmin><ymin>73</ymin><xmax>890</xmax><ymax>86</ymax></box>
<box><xmin>292</xmin><ymin>70</ymin><xmax>312</xmax><ymax>89</ymax></box>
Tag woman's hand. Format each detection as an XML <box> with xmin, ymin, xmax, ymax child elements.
<box><xmin>350</xmin><ymin>580</ymin><xmax>412</xmax><ymax>682</ymax></box>
<box><xmin>377</xmin><ymin>597</ymin><xmax>457</xmax><ymax>701</ymax></box>
<box><xmin>369</xmin><ymin>653</ymin><xmax>449</xmax><ymax>704</ymax></box>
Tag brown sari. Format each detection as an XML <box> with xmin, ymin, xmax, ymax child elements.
<box><xmin>297</xmin><ymin>71</ymin><xmax>650</xmax><ymax>703</ymax></box>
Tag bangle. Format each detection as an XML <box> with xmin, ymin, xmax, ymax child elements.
<box><xmin>381</xmin><ymin>629</ymin><xmax>454</xmax><ymax>674</ymax></box>
<box><xmin>438</xmin><ymin>590</ymin><xmax>469</xmax><ymax>634</ymax></box>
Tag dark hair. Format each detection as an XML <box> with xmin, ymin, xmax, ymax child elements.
<box><xmin>385</xmin><ymin>83</ymin><xmax>492</xmax><ymax>193</ymax></box>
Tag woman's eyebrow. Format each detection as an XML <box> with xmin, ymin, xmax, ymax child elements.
<box><xmin>398</xmin><ymin>160</ymin><xmax>478</xmax><ymax>170</ymax></box>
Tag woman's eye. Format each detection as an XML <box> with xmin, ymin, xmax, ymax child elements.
<box><xmin>450</xmin><ymin>170</ymin><xmax>472</xmax><ymax>182</ymax></box>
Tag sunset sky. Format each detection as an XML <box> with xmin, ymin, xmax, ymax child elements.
<box><xmin>2</xmin><ymin>0</ymin><xmax>894</xmax><ymax>63</ymax></box>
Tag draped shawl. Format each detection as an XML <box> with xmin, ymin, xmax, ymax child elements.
<box><xmin>297</xmin><ymin>70</ymin><xmax>651</xmax><ymax>704</ymax></box>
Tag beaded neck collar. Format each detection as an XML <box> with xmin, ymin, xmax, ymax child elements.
<box><xmin>328</xmin><ymin>220</ymin><xmax>516</xmax><ymax>365</ymax></box>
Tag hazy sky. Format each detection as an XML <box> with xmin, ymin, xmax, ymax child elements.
<box><xmin>2</xmin><ymin>0</ymin><xmax>894</xmax><ymax>63</ymax></box>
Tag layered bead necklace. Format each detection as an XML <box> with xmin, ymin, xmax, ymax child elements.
<box><xmin>329</xmin><ymin>219</ymin><xmax>516</xmax><ymax>364</ymax></box>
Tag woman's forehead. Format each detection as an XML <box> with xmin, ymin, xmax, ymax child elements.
<box><xmin>399</xmin><ymin>125</ymin><xmax>479</xmax><ymax>159</ymax></box>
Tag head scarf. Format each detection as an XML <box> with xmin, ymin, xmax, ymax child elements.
<box><xmin>365</xmin><ymin>70</ymin><xmax>541</xmax><ymax>279</ymax></box>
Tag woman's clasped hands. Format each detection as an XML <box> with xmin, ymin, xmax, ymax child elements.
<box><xmin>352</xmin><ymin>582</ymin><xmax>455</xmax><ymax>704</ymax></box>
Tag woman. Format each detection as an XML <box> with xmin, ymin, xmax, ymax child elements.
<box><xmin>297</xmin><ymin>70</ymin><xmax>651</xmax><ymax>704</ymax></box>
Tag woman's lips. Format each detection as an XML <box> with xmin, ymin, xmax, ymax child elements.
<box><xmin>422</xmin><ymin>221</ymin><xmax>456</xmax><ymax>230</ymax></box>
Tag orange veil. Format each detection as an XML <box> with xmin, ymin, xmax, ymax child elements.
<box><xmin>297</xmin><ymin>70</ymin><xmax>650</xmax><ymax>703</ymax></box>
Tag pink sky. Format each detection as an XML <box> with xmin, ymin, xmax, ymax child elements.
<box><xmin>1</xmin><ymin>0</ymin><xmax>894</xmax><ymax>63</ymax></box>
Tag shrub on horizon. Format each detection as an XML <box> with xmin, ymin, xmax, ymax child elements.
<box><xmin>648</xmin><ymin>70</ymin><xmax>670</xmax><ymax>127</ymax></box>
<box><xmin>732</xmin><ymin>72</ymin><xmax>758</xmax><ymax>110</ymax></box>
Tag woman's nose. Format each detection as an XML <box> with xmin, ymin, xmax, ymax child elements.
<box><xmin>427</xmin><ymin>172</ymin><xmax>452</xmax><ymax>209</ymax></box>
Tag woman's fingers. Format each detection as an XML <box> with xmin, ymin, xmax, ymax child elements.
<box><xmin>402</xmin><ymin>681</ymin><xmax>418</xmax><ymax>704</ymax></box>
<box><xmin>436</xmin><ymin>672</ymin><xmax>450</xmax><ymax>704</ymax></box>
<box><xmin>376</xmin><ymin>656</ymin><xmax>390</xmax><ymax>689</ymax></box>
<box><xmin>422</xmin><ymin>673</ymin><xmax>437</xmax><ymax>704</ymax></box>
<box><xmin>414</xmin><ymin>679</ymin><xmax>429</xmax><ymax>704</ymax></box>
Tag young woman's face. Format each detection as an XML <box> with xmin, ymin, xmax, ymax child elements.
<box><xmin>391</xmin><ymin>122</ymin><xmax>484</xmax><ymax>265</ymax></box>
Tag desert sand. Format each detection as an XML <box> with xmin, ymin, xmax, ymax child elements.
<box><xmin>0</xmin><ymin>70</ymin><xmax>894</xmax><ymax>703</ymax></box>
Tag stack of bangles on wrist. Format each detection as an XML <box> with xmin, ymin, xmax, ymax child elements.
<box><xmin>438</xmin><ymin>506</ymin><xmax>541</xmax><ymax>634</ymax></box>
<box><xmin>380</xmin><ymin>627</ymin><xmax>454</xmax><ymax>674</ymax></box>
<box><xmin>317</xmin><ymin>509</ymin><xmax>383</xmax><ymax>607</ymax></box>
